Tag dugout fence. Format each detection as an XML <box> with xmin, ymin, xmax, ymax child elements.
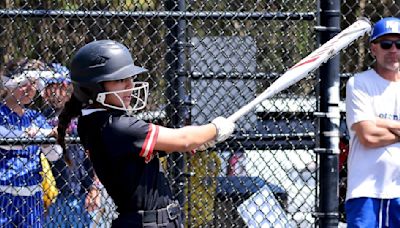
<box><xmin>0</xmin><ymin>0</ymin><xmax>398</xmax><ymax>227</ymax></box>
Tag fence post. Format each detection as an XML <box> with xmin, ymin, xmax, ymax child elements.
<box><xmin>164</xmin><ymin>0</ymin><xmax>187</xmax><ymax>209</ymax></box>
<box><xmin>316</xmin><ymin>0</ymin><xmax>340</xmax><ymax>227</ymax></box>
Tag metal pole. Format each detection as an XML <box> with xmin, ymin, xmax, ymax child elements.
<box><xmin>0</xmin><ymin>9</ymin><xmax>315</xmax><ymax>21</ymax></box>
<box><xmin>165</xmin><ymin>0</ymin><xmax>187</xmax><ymax>212</ymax></box>
<box><xmin>316</xmin><ymin>0</ymin><xmax>340</xmax><ymax>227</ymax></box>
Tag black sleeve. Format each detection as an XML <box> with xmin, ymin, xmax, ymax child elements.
<box><xmin>102</xmin><ymin>116</ymin><xmax>159</xmax><ymax>162</ymax></box>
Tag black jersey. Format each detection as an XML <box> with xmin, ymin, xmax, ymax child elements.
<box><xmin>78</xmin><ymin>109</ymin><xmax>174</xmax><ymax>213</ymax></box>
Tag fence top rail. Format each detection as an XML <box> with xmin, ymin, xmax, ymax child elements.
<box><xmin>0</xmin><ymin>137</ymin><xmax>79</xmax><ymax>145</ymax></box>
<box><xmin>0</xmin><ymin>9</ymin><xmax>315</xmax><ymax>20</ymax></box>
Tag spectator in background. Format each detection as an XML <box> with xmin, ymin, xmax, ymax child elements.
<box><xmin>227</xmin><ymin>148</ymin><xmax>247</xmax><ymax>176</ymax></box>
<box><xmin>345</xmin><ymin>17</ymin><xmax>400</xmax><ymax>227</ymax></box>
<box><xmin>0</xmin><ymin>58</ymin><xmax>61</xmax><ymax>227</ymax></box>
<box><xmin>86</xmin><ymin>175</ymin><xmax>119</xmax><ymax>228</ymax></box>
<box><xmin>40</xmin><ymin>63</ymin><xmax>95</xmax><ymax>227</ymax></box>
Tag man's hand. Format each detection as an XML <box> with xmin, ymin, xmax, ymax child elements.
<box><xmin>85</xmin><ymin>186</ymin><xmax>101</xmax><ymax>212</ymax></box>
<box><xmin>390</xmin><ymin>128</ymin><xmax>400</xmax><ymax>135</ymax></box>
<box><xmin>25</xmin><ymin>126</ymin><xmax>40</xmax><ymax>137</ymax></box>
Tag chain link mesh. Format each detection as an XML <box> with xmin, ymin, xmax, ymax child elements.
<box><xmin>0</xmin><ymin>0</ymin><xmax>396</xmax><ymax>227</ymax></box>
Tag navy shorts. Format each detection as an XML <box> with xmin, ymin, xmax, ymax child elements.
<box><xmin>345</xmin><ymin>197</ymin><xmax>400</xmax><ymax>228</ymax></box>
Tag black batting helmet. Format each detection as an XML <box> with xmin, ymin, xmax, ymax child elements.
<box><xmin>70</xmin><ymin>40</ymin><xmax>148</xmax><ymax>105</ymax></box>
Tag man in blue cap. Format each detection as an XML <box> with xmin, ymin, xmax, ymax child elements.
<box><xmin>345</xmin><ymin>17</ymin><xmax>400</xmax><ymax>227</ymax></box>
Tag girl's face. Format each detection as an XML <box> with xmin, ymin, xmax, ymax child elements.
<box><xmin>43</xmin><ymin>82</ymin><xmax>73</xmax><ymax>109</ymax></box>
<box><xmin>102</xmin><ymin>78</ymin><xmax>134</xmax><ymax>108</ymax></box>
<box><xmin>8</xmin><ymin>79</ymin><xmax>37</xmax><ymax>105</ymax></box>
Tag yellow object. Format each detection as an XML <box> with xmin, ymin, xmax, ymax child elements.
<box><xmin>185</xmin><ymin>151</ymin><xmax>221</xmax><ymax>227</ymax></box>
<box><xmin>40</xmin><ymin>153</ymin><xmax>59</xmax><ymax>210</ymax></box>
<box><xmin>159</xmin><ymin>152</ymin><xmax>221</xmax><ymax>227</ymax></box>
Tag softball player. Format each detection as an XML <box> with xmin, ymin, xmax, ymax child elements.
<box><xmin>56</xmin><ymin>40</ymin><xmax>235</xmax><ymax>227</ymax></box>
<box><xmin>0</xmin><ymin>59</ymin><xmax>59</xmax><ymax>227</ymax></box>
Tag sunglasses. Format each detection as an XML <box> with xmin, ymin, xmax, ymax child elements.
<box><xmin>375</xmin><ymin>40</ymin><xmax>400</xmax><ymax>49</ymax></box>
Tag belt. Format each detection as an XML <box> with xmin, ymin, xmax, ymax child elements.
<box><xmin>137</xmin><ymin>202</ymin><xmax>181</xmax><ymax>224</ymax></box>
<box><xmin>0</xmin><ymin>184</ymin><xmax>42</xmax><ymax>196</ymax></box>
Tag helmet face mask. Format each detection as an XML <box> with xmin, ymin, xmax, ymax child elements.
<box><xmin>96</xmin><ymin>81</ymin><xmax>149</xmax><ymax>113</ymax></box>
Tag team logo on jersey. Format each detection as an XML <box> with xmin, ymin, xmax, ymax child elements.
<box><xmin>378</xmin><ymin>113</ymin><xmax>400</xmax><ymax>120</ymax></box>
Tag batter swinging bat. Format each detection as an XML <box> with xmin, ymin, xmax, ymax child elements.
<box><xmin>228</xmin><ymin>17</ymin><xmax>371</xmax><ymax>122</ymax></box>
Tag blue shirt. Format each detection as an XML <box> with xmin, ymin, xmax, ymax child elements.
<box><xmin>0</xmin><ymin>103</ymin><xmax>51</xmax><ymax>187</ymax></box>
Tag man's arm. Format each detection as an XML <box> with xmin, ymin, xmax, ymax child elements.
<box><xmin>352</xmin><ymin>118</ymin><xmax>400</xmax><ymax>148</ymax></box>
<box><xmin>0</xmin><ymin>125</ymin><xmax>61</xmax><ymax>161</ymax></box>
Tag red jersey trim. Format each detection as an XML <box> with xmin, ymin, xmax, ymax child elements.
<box><xmin>139</xmin><ymin>124</ymin><xmax>159</xmax><ymax>163</ymax></box>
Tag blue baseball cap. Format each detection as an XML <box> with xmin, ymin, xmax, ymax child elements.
<box><xmin>44</xmin><ymin>63</ymin><xmax>71</xmax><ymax>84</ymax></box>
<box><xmin>370</xmin><ymin>17</ymin><xmax>400</xmax><ymax>42</ymax></box>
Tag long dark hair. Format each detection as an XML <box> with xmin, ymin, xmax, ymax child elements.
<box><xmin>57</xmin><ymin>95</ymin><xmax>83</xmax><ymax>164</ymax></box>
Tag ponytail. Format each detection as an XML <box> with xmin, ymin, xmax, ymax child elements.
<box><xmin>57</xmin><ymin>95</ymin><xmax>82</xmax><ymax>165</ymax></box>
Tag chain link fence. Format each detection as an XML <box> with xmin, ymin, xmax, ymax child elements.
<box><xmin>0</xmin><ymin>0</ymin><xmax>398</xmax><ymax>227</ymax></box>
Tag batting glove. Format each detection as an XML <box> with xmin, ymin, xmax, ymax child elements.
<box><xmin>212</xmin><ymin>116</ymin><xmax>235</xmax><ymax>142</ymax></box>
<box><xmin>196</xmin><ymin>140</ymin><xmax>216</xmax><ymax>152</ymax></box>
<box><xmin>195</xmin><ymin>117</ymin><xmax>235</xmax><ymax>152</ymax></box>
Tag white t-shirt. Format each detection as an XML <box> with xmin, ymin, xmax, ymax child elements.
<box><xmin>346</xmin><ymin>69</ymin><xmax>400</xmax><ymax>200</ymax></box>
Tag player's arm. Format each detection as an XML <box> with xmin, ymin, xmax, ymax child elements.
<box><xmin>352</xmin><ymin>118</ymin><xmax>400</xmax><ymax>148</ymax></box>
<box><xmin>155</xmin><ymin>123</ymin><xmax>217</xmax><ymax>153</ymax></box>
<box><xmin>155</xmin><ymin>117</ymin><xmax>235</xmax><ymax>153</ymax></box>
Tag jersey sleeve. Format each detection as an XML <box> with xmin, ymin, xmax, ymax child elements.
<box><xmin>345</xmin><ymin>75</ymin><xmax>376</xmax><ymax>130</ymax></box>
<box><xmin>346</xmin><ymin>75</ymin><xmax>376</xmax><ymax>136</ymax></box>
<box><xmin>138</xmin><ymin>123</ymin><xmax>160</xmax><ymax>162</ymax></box>
<box><xmin>105</xmin><ymin>116</ymin><xmax>159</xmax><ymax>163</ymax></box>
